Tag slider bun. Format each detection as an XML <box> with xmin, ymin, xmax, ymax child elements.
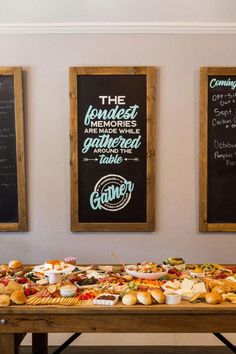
<box><xmin>10</xmin><ymin>290</ymin><xmax>27</xmax><ymax>305</ymax></box>
<box><xmin>8</xmin><ymin>259</ymin><xmax>22</xmax><ymax>270</ymax></box>
<box><xmin>150</xmin><ymin>289</ymin><xmax>165</xmax><ymax>304</ymax></box>
<box><xmin>205</xmin><ymin>292</ymin><xmax>223</xmax><ymax>304</ymax></box>
<box><xmin>0</xmin><ymin>294</ymin><xmax>10</xmax><ymax>307</ymax></box>
<box><xmin>122</xmin><ymin>293</ymin><xmax>137</xmax><ymax>306</ymax></box>
<box><xmin>137</xmin><ymin>291</ymin><xmax>152</xmax><ymax>305</ymax></box>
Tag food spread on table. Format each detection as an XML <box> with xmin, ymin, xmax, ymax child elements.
<box><xmin>0</xmin><ymin>258</ymin><xmax>236</xmax><ymax>307</ymax></box>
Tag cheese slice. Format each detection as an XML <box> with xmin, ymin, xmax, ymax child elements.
<box><xmin>180</xmin><ymin>278</ymin><xmax>195</xmax><ymax>291</ymax></box>
<box><xmin>162</xmin><ymin>280</ymin><xmax>180</xmax><ymax>292</ymax></box>
<box><xmin>175</xmin><ymin>289</ymin><xmax>194</xmax><ymax>300</ymax></box>
<box><xmin>192</xmin><ymin>282</ymin><xmax>207</xmax><ymax>294</ymax></box>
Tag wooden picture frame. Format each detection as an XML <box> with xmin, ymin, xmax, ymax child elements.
<box><xmin>200</xmin><ymin>67</ymin><xmax>236</xmax><ymax>232</ymax></box>
<box><xmin>70</xmin><ymin>66</ymin><xmax>156</xmax><ymax>232</ymax></box>
<box><xmin>0</xmin><ymin>67</ymin><xmax>27</xmax><ymax>231</ymax></box>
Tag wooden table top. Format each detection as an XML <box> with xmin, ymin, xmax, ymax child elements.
<box><xmin>1</xmin><ymin>299</ymin><xmax>236</xmax><ymax>314</ymax></box>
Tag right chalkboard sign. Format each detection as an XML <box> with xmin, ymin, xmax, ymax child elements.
<box><xmin>200</xmin><ymin>67</ymin><xmax>236</xmax><ymax>232</ymax></box>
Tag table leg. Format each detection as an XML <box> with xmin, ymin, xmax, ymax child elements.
<box><xmin>0</xmin><ymin>333</ymin><xmax>15</xmax><ymax>354</ymax></box>
<box><xmin>32</xmin><ymin>333</ymin><xmax>48</xmax><ymax>354</ymax></box>
<box><xmin>15</xmin><ymin>334</ymin><xmax>26</xmax><ymax>354</ymax></box>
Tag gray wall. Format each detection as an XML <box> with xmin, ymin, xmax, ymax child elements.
<box><xmin>0</xmin><ymin>33</ymin><xmax>236</xmax><ymax>264</ymax></box>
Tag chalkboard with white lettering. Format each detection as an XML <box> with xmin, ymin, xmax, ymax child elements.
<box><xmin>0</xmin><ymin>75</ymin><xmax>18</xmax><ymax>223</ymax></box>
<box><xmin>70</xmin><ymin>67</ymin><xmax>156</xmax><ymax>232</ymax></box>
<box><xmin>200</xmin><ymin>67</ymin><xmax>236</xmax><ymax>232</ymax></box>
<box><xmin>0</xmin><ymin>68</ymin><xmax>27</xmax><ymax>231</ymax></box>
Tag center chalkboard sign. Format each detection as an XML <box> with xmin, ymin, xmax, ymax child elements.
<box><xmin>70</xmin><ymin>67</ymin><xmax>156</xmax><ymax>232</ymax></box>
<box><xmin>0</xmin><ymin>68</ymin><xmax>27</xmax><ymax>231</ymax></box>
<box><xmin>200</xmin><ymin>67</ymin><xmax>236</xmax><ymax>232</ymax></box>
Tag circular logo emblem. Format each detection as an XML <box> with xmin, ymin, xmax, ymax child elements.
<box><xmin>90</xmin><ymin>174</ymin><xmax>134</xmax><ymax>212</ymax></box>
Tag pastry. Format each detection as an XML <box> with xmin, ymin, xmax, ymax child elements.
<box><xmin>0</xmin><ymin>294</ymin><xmax>10</xmax><ymax>307</ymax></box>
<box><xmin>10</xmin><ymin>290</ymin><xmax>27</xmax><ymax>305</ymax></box>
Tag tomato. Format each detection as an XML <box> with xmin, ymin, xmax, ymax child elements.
<box><xmin>16</xmin><ymin>277</ymin><xmax>27</xmax><ymax>284</ymax></box>
<box><xmin>77</xmin><ymin>291</ymin><xmax>96</xmax><ymax>300</ymax></box>
<box><xmin>24</xmin><ymin>287</ymin><xmax>37</xmax><ymax>296</ymax></box>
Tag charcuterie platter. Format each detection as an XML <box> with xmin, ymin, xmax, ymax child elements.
<box><xmin>0</xmin><ymin>257</ymin><xmax>236</xmax><ymax>308</ymax></box>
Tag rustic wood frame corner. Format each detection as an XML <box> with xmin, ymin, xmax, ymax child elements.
<box><xmin>69</xmin><ymin>66</ymin><xmax>156</xmax><ymax>232</ymax></box>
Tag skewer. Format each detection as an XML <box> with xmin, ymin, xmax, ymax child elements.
<box><xmin>110</xmin><ymin>251</ymin><xmax>125</xmax><ymax>266</ymax></box>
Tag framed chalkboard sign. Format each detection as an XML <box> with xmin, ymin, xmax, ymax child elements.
<box><xmin>200</xmin><ymin>67</ymin><xmax>236</xmax><ymax>232</ymax></box>
<box><xmin>0</xmin><ymin>68</ymin><xmax>27</xmax><ymax>231</ymax></box>
<box><xmin>70</xmin><ymin>67</ymin><xmax>156</xmax><ymax>232</ymax></box>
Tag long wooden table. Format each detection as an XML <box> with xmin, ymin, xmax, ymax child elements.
<box><xmin>0</xmin><ymin>301</ymin><xmax>236</xmax><ymax>354</ymax></box>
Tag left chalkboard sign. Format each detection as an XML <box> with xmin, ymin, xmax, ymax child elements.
<box><xmin>0</xmin><ymin>68</ymin><xmax>27</xmax><ymax>231</ymax></box>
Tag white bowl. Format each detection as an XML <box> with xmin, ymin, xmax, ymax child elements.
<box><xmin>93</xmin><ymin>294</ymin><xmax>119</xmax><ymax>306</ymax></box>
<box><xmin>60</xmin><ymin>285</ymin><xmax>77</xmax><ymax>297</ymax></box>
<box><xmin>125</xmin><ymin>266</ymin><xmax>167</xmax><ymax>280</ymax></box>
<box><xmin>165</xmin><ymin>293</ymin><xmax>181</xmax><ymax>305</ymax></box>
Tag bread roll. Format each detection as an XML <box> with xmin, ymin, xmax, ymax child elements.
<box><xmin>8</xmin><ymin>259</ymin><xmax>22</xmax><ymax>270</ymax></box>
<box><xmin>10</xmin><ymin>290</ymin><xmax>27</xmax><ymax>305</ymax></box>
<box><xmin>150</xmin><ymin>289</ymin><xmax>165</xmax><ymax>304</ymax></box>
<box><xmin>0</xmin><ymin>294</ymin><xmax>10</xmax><ymax>307</ymax></box>
<box><xmin>122</xmin><ymin>293</ymin><xmax>137</xmax><ymax>306</ymax></box>
<box><xmin>137</xmin><ymin>291</ymin><xmax>152</xmax><ymax>305</ymax></box>
<box><xmin>205</xmin><ymin>292</ymin><xmax>222</xmax><ymax>304</ymax></box>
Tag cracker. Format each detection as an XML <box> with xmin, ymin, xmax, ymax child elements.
<box><xmin>47</xmin><ymin>285</ymin><xmax>57</xmax><ymax>294</ymax></box>
<box><xmin>54</xmin><ymin>297</ymin><xmax>60</xmax><ymax>305</ymax></box>
<box><xmin>34</xmin><ymin>298</ymin><xmax>42</xmax><ymax>305</ymax></box>
<box><xmin>42</xmin><ymin>297</ymin><xmax>51</xmax><ymax>305</ymax></box>
<box><xmin>26</xmin><ymin>296</ymin><xmax>38</xmax><ymax>305</ymax></box>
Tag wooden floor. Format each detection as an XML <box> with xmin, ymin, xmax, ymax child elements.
<box><xmin>20</xmin><ymin>346</ymin><xmax>232</xmax><ymax>354</ymax></box>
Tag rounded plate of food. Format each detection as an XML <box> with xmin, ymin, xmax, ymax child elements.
<box><xmin>125</xmin><ymin>262</ymin><xmax>167</xmax><ymax>280</ymax></box>
<box><xmin>34</xmin><ymin>262</ymin><xmax>75</xmax><ymax>274</ymax></box>
<box><xmin>162</xmin><ymin>257</ymin><xmax>186</xmax><ymax>271</ymax></box>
